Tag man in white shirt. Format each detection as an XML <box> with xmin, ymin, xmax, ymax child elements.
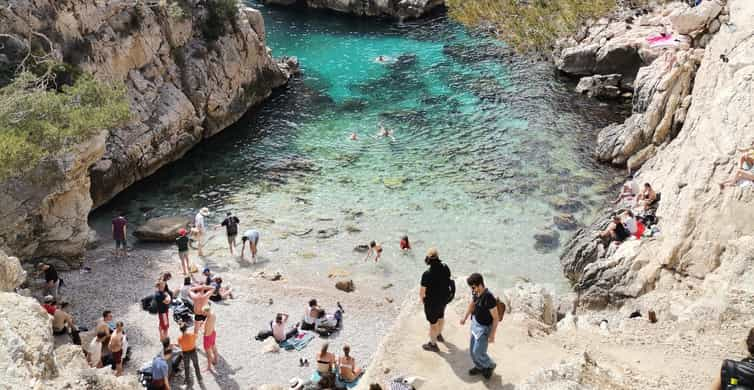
<box><xmin>272</xmin><ymin>313</ymin><xmax>297</xmax><ymax>342</ymax></box>
<box><xmin>193</xmin><ymin>207</ymin><xmax>209</xmax><ymax>256</ymax></box>
<box><xmin>622</xmin><ymin>210</ymin><xmax>638</xmax><ymax>236</ymax></box>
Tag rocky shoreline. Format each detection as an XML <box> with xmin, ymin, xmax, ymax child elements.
<box><xmin>261</xmin><ymin>0</ymin><xmax>445</xmax><ymax>21</ymax></box>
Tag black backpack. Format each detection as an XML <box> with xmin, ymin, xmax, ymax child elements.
<box><xmin>722</xmin><ymin>358</ymin><xmax>754</xmax><ymax>389</ymax></box>
<box><xmin>141</xmin><ymin>295</ymin><xmax>158</xmax><ymax>314</ymax></box>
<box><xmin>445</xmin><ymin>264</ymin><xmax>456</xmax><ymax>304</ymax></box>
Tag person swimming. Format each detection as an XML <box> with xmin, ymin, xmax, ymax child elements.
<box><xmin>375</xmin><ymin>123</ymin><xmax>395</xmax><ymax>141</ymax></box>
<box><xmin>374</xmin><ymin>55</ymin><xmax>393</xmax><ymax>64</ymax></box>
<box><xmin>349</xmin><ymin>132</ymin><xmax>358</xmax><ymax>141</ymax></box>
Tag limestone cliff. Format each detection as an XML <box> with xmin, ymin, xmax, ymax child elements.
<box><xmin>0</xmin><ymin>1</ymin><xmax>293</xmax><ymax>260</ymax></box>
<box><xmin>562</xmin><ymin>0</ymin><xmax>754</xmax><ymax>312</ymax></box>
<box><xmin>262</xmin><ymin>0</ymin><xmax>444</xmax><ymax>20</ymax></box>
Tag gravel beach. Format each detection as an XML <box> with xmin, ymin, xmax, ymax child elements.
<box><xmin>38</xmin><ymin>234</ymin><xmax>403</xmax><ymax>389</ymax></box>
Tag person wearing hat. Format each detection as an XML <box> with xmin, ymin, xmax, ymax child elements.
<box><xmin>176</xmin><ymin>228</ymin><xmax>190</xmax><ymax>276</ymax></box>
<box><xmin>419</xmin><ymin>248</ymin><xmax>453</xmax><ymax>352</ymax></box>
<box><xmin>194</xmin><ymin>207</ymin><xmax>210</xmax><ymax>256</ymax></box>
<box><xmin>220</xmin><ymin>211</ymin><xmax>240</xmax><ymax>256</ymax></box>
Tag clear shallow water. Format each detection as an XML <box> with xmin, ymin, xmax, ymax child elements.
<box><xmin>93</xmin><ymin>4</ymin><xmax>625</xmax><ymax>292</ymax></box>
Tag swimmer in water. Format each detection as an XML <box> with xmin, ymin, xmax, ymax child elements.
<box><xmin>375</xmin><ymin>55</ymin><xmax>392</xmax><ymax>64</ymax></box>
<box><xmin>376</xmin><ymin>124</ymin><xmax>395</xmax><ymax>141</ymax></box>
<box><xmin>349</xmin><ymin>132</ymin><xmax>358</xmax><ymax>141</ymax></box>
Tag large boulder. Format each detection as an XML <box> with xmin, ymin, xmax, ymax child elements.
<box><xmin>576</xmin><ymin>74</ymin><xmax>624</xmax><ymax>99</ymax></box>
<box><xmin>503</xmin><ymin>281</ymin><xmax>557</xmax><ymax>327</ymax></box>
<box><xmin>518</xmin><ymin>351</ymin><xmax>652</xmax><ymax>389</ymax></box>
<box><xmin>133</xmin><ymin>216</ymin><xmax>192</xmax><ymax>242</ymax></box>
<box><xmin>670</xmin><ymin>0</ymin><xmax>724</xmax><ymax>35</ymax></box>
<box><xmin>0</xmin><ymin>250</ymin><xmax>25</xmax><ymax>292</ymax></box>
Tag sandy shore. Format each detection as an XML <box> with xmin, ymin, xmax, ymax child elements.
<box><xmin>40</xmin><ymin>235</ymin><xmax>402</xmax><ymax>389</ymax></box>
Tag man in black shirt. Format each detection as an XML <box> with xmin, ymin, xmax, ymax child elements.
<box><xmin>176</xmin><ymin>228</ymin><xmax>190</xmax><ymax>276</ymax></box>
<box><xmin>419</xmin><ymin>248</ymin><xmax>451</xmax><ymax>352</ymax></box>
<box><xmin>460</xmin><ymin>273</ymin><xmax>498</xmax><ymax>379</ymax></box>
<box><xmin>220</xmin><ymin>212</ymin><xmax>240</xmax><ymax>255</ymax></box>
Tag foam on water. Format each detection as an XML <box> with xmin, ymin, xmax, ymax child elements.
<box><xmin>92</xmin><ymin>4</ymin><xmax>626</xmax><ymax>292</ymax></box>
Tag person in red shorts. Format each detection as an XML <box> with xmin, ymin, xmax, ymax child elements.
<box><xmin>154</xmin><ymin>281</ymin><xmax>172</xmax><ymax>341</ymax></box>
<box><xmin>202</xmin><ymin>306</ymin><xmax>218</xmax><ymax>372</ymax></box>
<box><xmin>108</xmin><ymin>321</ymin><xmax>125</xmax><ymax>376</ymax></box>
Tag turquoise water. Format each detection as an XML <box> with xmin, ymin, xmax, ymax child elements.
<box><xmin>93</xmin><ymin>5</ymin><xmax>624</xmax><ymax>292</ymax></box>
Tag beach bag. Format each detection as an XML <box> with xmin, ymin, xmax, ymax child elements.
<box><xmin>141</xmin><ymin>295</ymin><xmax>157</xmax><ymax>314</ymax></box>
<box><xmin>722</xmin><ymin>358</ymin><xmax>754</xmax><ymax>389</ymax></box>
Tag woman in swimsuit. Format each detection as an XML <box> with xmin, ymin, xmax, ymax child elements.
<box><xmin>338</xmin><ymin>344</ymin><xmax>363</xmax><ymax>382</ymax></box>
<box><xmin>635</xmin><ymin>183</ymin><xmax>657</xmax><ymax>210</ymax></box>
<box><xmin>400</xmin><ymin>235</ymin><xmax>411</xmax><ymax>251</ymax></box>
<box><xmin>364</xmin><ymin>241</ymin><xmax>383</xmax><ymax>262</ymax></box>
<box><xmin>315</xmin><ymin>343</ymin><xmax>336</xmax><ymax>375</ymax></box>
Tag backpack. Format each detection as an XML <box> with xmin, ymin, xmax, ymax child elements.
<box><xmin>225</xmin><ymin>217</ymin><xmax>239</xmax><ymax>235</ymax></box>
<box><xmin>141</xmin><ymin>295</ymin><xmax>157</xmax><ymax>314</ymax></box>
<box><xmin>722</xmin><ymin>358</ymin><xmax>754</xmax><ymax>389</ymax></box>
<box><xmin>441</xmin><ymin>264</ymin><xmax>455</xmax><ymax>304</ymax></box>
<box><xmin>495</xmin><ymin>297</ymin><xmax>506</xmax><ymax>325</ymax></box>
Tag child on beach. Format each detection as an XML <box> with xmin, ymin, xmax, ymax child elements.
<box><xmin>400</xmin><ymin>235</ymin><xmax>411</xmax><ymax>251</ymax></box>
<box><xmin>364</xmin><ymin>241</ymin><xmax>383</xmax><ymax>262</ymax></box>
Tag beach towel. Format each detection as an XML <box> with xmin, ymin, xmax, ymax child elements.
<box><xmin>647</xmin><ymin>34</ymin><xmax>680</xmax><ymax>49</ymax></box>
<box><xmin>279</xmin><ymin>331</ymin><xmax>315</xmax><ymax>351</ymax></box>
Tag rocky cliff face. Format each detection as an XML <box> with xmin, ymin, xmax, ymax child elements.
<box><xmin>555</xmin><ymin>0</ymin><xmax>726</xmax><ymax>169</ymax></box>
<box><xmin>561</xmin><ymin>0</ymin><xmax>754</xmax><ymax>311</ymax></box>
<box><xmin>262</xmin><ymin>0</ymin><xmax>444</xmax><ymax>20</ymax></box>
<box><xmin>0</xmin><ymin>1</ymin><xmax>293</xmax><ymax>260</ymax></box>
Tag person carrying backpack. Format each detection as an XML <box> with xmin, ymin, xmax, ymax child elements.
<box><xmin>221</xmin><ymin>211</ymin><xmax>240</xmax><ymax>256</ymax></box>
<box><xmin>460</xmin><ymin>273</ymin><xmax>500</xmax><ymax>380</ymax></box>
<box><xmin>419</xmin><ymin>248</ymin><xmax>454</xmax><ymax>352</ymax></box>
<box><xmin>712</xmin><ymin>328</ymin><xmax>754</xmax><ymax>389</ymax></box>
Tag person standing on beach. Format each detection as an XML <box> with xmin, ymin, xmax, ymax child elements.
<box><xmin>241</xmin><ymin>229</ymin><xmax>260</xmax><ymax>262</ymax></box>
<box><xmin>112</xmin><ymin>211</ymin><xmax>128</xmax><ymax>258</ymax></box>
<box><xmin>178</xmin><ymin>324</ymin><xmax>203</xmax><ymax>386</ymax></box>
<box><xmin>154</xmin><ymin>281</ymin><xmax>172</xmax><ymax>341</ymax></box>
<box><xmin>420</xmin><ymin>248</ymin><xmax>452</xmax><ymax>352</ymax></box>
<box><xmin>194</xmin><ymin>207</ymin><xmax>210</xmax><ymax>256</ymax></box>
<box><xmin>460</xmin><ymin>273</ymin><xmax>499</xmax><ymax>380</ymax></box>
<box><xmin>220</xmin><ymin>211</ymin><xmax>240</xmax><ymax>255</ymax></box>
<box><xmin>190</xmin><ymin>285</ymin><xmax>213</xmax><ymax>331</ymax></box>
<box><xmin>176</xmin><ymin>228</ymin><xmax>190</xmax><ymax>276</ymax></box>
<box><xmin>202</xmin><ymin>306</ymin><xmax>218</xmax><ymax>373</ymax></box>
<box><xmin>108</xmin><ymin>321</ymin><xmax>125</xmax><ymax>376</ymax></box>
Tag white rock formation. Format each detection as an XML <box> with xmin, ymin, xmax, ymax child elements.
<box><xmin>0</xmin><ymin>249</ymin><xmax>25</xmax><ymax>292</ymax></box>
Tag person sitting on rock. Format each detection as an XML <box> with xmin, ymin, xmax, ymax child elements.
<box><xmin>720</xmin><ymin>167</ymin><xmax>754</xmax><ymax>189</ymax></box>
<box><xmin>736</xmin><ymin>142</ymin><xmax>754</xmax><ymax>170</ymax></box>
<box><xmin>52</xmin><ymin>301</ymin><xmax>79</xmax><ymax>335</ymax></box>
<box><xmin>635</xmin><ymin>183</ymin><xmax>658</xmax><ymax>210</ymax></box>
<box><xmin>598</xmin><ymin>215</ymin><xmax>631</xmax><ymax>244</ymax></box>
<box><xmin>711</xmin><ymin>327</ymin><xmax>754</xmax><ymax>389</ymax></box>
<box><xmin>612</xmin><ymin>176</ymin><xmax>638</xmax><ymax>207</ymax></box>
<box><xmin>338</xmin><ymin>344</ymin><xmax>364</xmax><ymax>383</ymax></box>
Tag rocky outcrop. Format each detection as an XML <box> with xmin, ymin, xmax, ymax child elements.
<box><xmin>0</xmin><ymin>1</ymin><xmax>293</xmax><ymax>260</ymax></box>
<box><xmin>503</xmin><ymin>281</ymin><xmax>557</xmax><ymax>328</ymax></box>
<box><xmin>262</xmin><ymin>0</ymin><xmax>444</xmax><ymax>20</ymax></box>
<box><xmin>519</xmin><ymin>351</ymin><xmax>655</xmax><ymax>389</ymax></box>
<box><xmin>0</xmin><ymin>291</ymin><xmax>139</xmax><ymax>389</ymax></box>
<box><xmin>133</xmin><ymin>216</ymin><xmax>192</xmax><ymax>242</ymax></box>
<box><xmin>0</xmin><ymin>132</ymin><xmax>107</xmax><ymax>260</ymax></box>
<box><xmin>562</xmin><ymin>0</ymin><xmax>754</xmax><ymax>309</ymax></box>
<box><xmin>555</xmin><ymin>1</ymin><xmax>726</xmax><ymax>168</ymax></box>
<box><xmin>0</xmin><ymin>249</ymin><xmax>26</xmax><ymax>292</ymax></box>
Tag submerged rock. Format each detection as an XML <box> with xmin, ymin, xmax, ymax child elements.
<box><xmin>533</xmin><ymin>229</ymin><xmax>561</xmax><ymax>253</ymax></box>
<box><xmin>553</xmin><ymin>214</ymin><xmax>579</xmax><ymax>231</ymax></box>
<box><xmin>133</xmin><ymin>216</ymin><xmax>191</xmax><ymax>242</ymax></box>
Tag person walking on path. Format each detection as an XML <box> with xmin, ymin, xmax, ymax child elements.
<box><xmin>202</xmin><ymin>306</ymin><xmax>218</xmax><ymax>373</ymax></box>
<box><xmin>193</xmin><ymin>207</ymin><xmax>210</xmax><ymax>256</ymax></box>
<box><xmin>154</xmin><ymin>281</ymin><xmax>172</xmax><ymax>341</ymax></box>
<box><xmin>241</xmin><ymin>229</ymin><xmax>260</xmax><ymax>262</ymax></box>
<box><xmin>176</xmin><ymin>228</ymin><xmax>190</xmax><ymax>276</ymax></box>
<box><xmin>112</xmin><ymin>211</ymin><xmax>128</xmax><ymax>258</ymax></box>
<box><xmin>221</xmin><ymin>212</ymin><xmax>240</xmax><ymax>256</ymax></box>
<box><xmin>460</xmin><ymin>273</ymin><xmax>499</xmax><ymax>380</ymax></box>
<box><xmin>108</xmin><ymin>321</ymin><xmax>125</xmax><ymax>376</ymax></box>
<box><xmin>178</xmin><ymin>324</ymin><xmax>203</xmax><ymax>387</ymax></box>
<box><xmin>420</xmin><ymin>248</ymin><xmax>453</xmax><ymax>352</ymax></box>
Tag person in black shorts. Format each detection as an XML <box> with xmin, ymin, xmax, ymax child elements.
<box><xmin>37</xmin><ymin>262</ymin><xmax>61</xmax><ymax>300</ymax></box>
<box><xmin>221</xmin><ymin>212</ymin><xmax>240</xmax><ymax>256</ymax></box>
<box><xmin>419</xmin><ymin>248</ymin><xmax>451</xmax><ymax>352</ymax></box>
<box><xmin>598</xmin><ymin>214</ymin><xmax>631</xmax><ymax>245</ymax></box>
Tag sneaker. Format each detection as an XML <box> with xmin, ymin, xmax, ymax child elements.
<box><xmin>421</xmin><ymin>342</ymin><xmax>439</xmax><ymax>352</ymax></box>
<box><xmin>468</xmin><ymin>367</ymin><xmax>482</xmax><ymax>376</ymax></box>
<box><xmin>437</xmin><ymin>334</ymin><xmax>445</xmax><ymax>343</ymax></box>
<box><xmin>483</xmin><ymin>366</ymin><xmax>496</xmax><ymax>379</ymax></box>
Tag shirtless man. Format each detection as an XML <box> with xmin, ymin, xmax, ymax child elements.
<box><xmin>52</xmin><ymin>302</ymin><xmax>77</xmax><ymax>335</ymax></box>
<box><xmin>190</xmin><ymin>285</ymin><xmax>214</xmax><ymax>331</ymax></box>
<box><xmin>363</xmin><ymin>240</ymin><xmax>383</xmax><ymax>262</ymax></box>
<box><xmin>202</xmin><ymin>306</ymin><xmax>218</xmax><ymax>372</ymax></box>
<box><xmin>108</xmin><ymin>322</ymin><xmax>125</xmax><ymax>376</ymax></box>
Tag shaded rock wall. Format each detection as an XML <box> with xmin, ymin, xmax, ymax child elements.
<box><xmin>262</xmin><ymin>0</ymin><xmax>444</xmax><ymax>20</ymax></box>
<box><xmin>0</xmin><ymin>1</ymin><xmax>292</xmax><ymax>260</ymax></box>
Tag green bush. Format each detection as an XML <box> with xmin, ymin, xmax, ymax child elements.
<box><xmin>447</xmin><ymin>0</ymin><xmax>619</xmax><ymax>53</ymax></box>
<box><xmin>0</xmin><ymin>72</ymin><xmax>131</xmax><ymax>180</ymax></box>
<box><xmin>202</xmin><ymin>0</ymin><xmax>239</xmax><ymax>41</ymax></box>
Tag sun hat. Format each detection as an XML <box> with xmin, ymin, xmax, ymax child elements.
<box><xmin>426</xmin><ymin>247</ymin><xmax>439</xmax><ymax>259</ymax></box>
<box><xmin>200</xmin><ymin>207</ymin><xmax>210</xmax><ymax>216</ymax></box>
<box><xmin>178</xmin><ymin>228</ymin><xmax>187</xmax><ymax>236</ymax></box>
<box><xmin>44</xmin><ymin>295</ymin><xmax>54</xmax><ymax>303</ymax></box>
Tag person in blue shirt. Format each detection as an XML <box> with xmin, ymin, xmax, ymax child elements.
<box><xmin>151</xmin><ymin>347</ymin><xmax>172</xmax><ymax>390</ymax></box>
